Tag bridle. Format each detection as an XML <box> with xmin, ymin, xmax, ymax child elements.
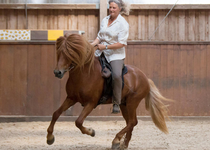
<box><xmin>65</xmin><ymin>63</ymin><xmax>76</xmax><ymax>72</ymax></box>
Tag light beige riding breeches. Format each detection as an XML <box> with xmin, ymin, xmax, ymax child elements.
<box><xmin>110</xmin><ymin>59</ymin><xmax>124</xmax><ymax>105</ymax></box>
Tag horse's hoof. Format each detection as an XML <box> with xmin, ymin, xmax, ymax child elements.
<box><xmin>47</xmin><ymin>136</ymin><xmax>55</xmax><ymax>145</ymax></box>
<box><xmin>111</xmin><ymin>143</ymin><xmax>120</xmax><ymax>150</ymax></box>
<box><xmin>91</xmin><ymin>129</ymin><xmax>95</xmax><ymax>137</ymax></box>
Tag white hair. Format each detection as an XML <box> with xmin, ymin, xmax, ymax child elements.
<box><xmin>109</xmin><ymin>0</ymin><xmax>131</xmax><ymax>16</ymax></box>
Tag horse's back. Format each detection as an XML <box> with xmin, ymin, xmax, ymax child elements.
<box><xmin>122</xmin><ymin>64</ymin><xmax>150</xmax><ymax>100</ymax></box>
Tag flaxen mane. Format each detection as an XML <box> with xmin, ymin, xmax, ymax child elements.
<box><xmin>55</xmin><ymin>34</ymin><xmax>95</xmax><ymax>72</ymax></box>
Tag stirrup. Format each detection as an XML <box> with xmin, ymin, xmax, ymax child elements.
<box><xmin>112</xmin><ymin>104</ymin><xmax>120</xmax><ymax>114</ymax></box>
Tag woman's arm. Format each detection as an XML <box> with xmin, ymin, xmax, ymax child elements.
<box><xmin>91</xmin><ymin>38</ymin><xmax>100</xmax><ymax>47</ymax></box>
<box><xmin>97</xmin><ymin>43</ymin><xmax>125</xmax><ymax>50</ymax></box>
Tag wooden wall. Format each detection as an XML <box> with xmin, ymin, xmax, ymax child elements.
<box><xmin>0</xmin><ymin>9</ymin><xmax>210</xmax><ymax>41</ymax></box>
<box><xmin>0</xmin><ymin>43</ymin><xmax>210</xmax><ymax>116</ymax></box>
<box><xmin>0</xmin><ymin>9</ymin><xmax>99</xmax><ymax>40</ymax></box>
<box><xmin>0</xmin><ymin>44</ymin><xmax>63</xmax><ymax>115</ymax></box>
<box><xmin>1</xmin><ymin>7</ymin><xmax>210</xmax><ymax>116</ymax></box>
<box><xmin>127</xmin><ymin>9</ymin><xmax>210</xmax><ymax>41</ymax></box>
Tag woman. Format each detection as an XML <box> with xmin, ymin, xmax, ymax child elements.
<box><xmin>91</xmin><ymin>0</ymin><xmax>130</xmax><ymax>113</ymax></box>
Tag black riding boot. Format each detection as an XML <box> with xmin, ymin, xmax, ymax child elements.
<box><xmin>112</xmin><ymin>104</ymin><xmax>120</xmax><ymax>114</ymax></box>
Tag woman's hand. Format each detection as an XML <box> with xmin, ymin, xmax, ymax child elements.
<box><xmin>97</xmin><ymin>44</ymin><xmax>106</xmax><ymax>50</ymax></box>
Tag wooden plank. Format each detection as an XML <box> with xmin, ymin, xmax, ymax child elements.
<box><xmin>144</xmin><ymin>10</ymin><xmax>149</xmax><ymax>40</ymax></box>
<box><xmin>207</xmin><ymin>45</ymin><xmax>210</xmax><ymax>115</ymax></box>
<box><xmin>148</xmin><ymin>10</ymin><xmax>156</xmax><ymax>41</ymax></box>
<box><xmin>127</xmin><ymin>41</ymin><xmax>210</xmax><ymax>45</ymax></box>
<box><xmin>166</xmin><ymin>45</ymin><xmax>174</xmax><ymax>101</ymax></box>
<box><xmin>37</xmin><ymin>9</ymin><xmax>48</xmax><ymax>29</ymax></box>
<box><xmin>7</xmin><ymin>9</ymin><xmax>17</xmax><ymax>29</ymax></box>
<box><xmin>192</xmin><ymin>45</ymin><xmax>200</xmax><ymax>116</ymax></box>
<box><xmin>209</xmin><ymin>10</ymin><xmax>210</xmax><ymax>41</ymax></box>
<box><xmin>124</xmin><ymin>44</ymin><xmax>133</xmax><ymax>65</ymax></box>
<box><xmin>13</xmin><ymin>45</ymin><xmax>27</xmax><ymax>115</ymax></box>
<box><xmin>133</xmin><ymin>45</ymin><xmax>141</xmax><ymax>68</ymax></box>
<box><xmin>67</xmin><ymin>10</ymin><xmax>78</xmax><ymax>30</ymax></box>
<box><xmin>180</xmin><ymin>45</ymin><xmax>187</xmax><ymax>116</ymax></box>
<box><xmin>77</xmin><ymin>10</ymin><xmax>87</xmax><ymax>38</ymax></box>
<box><xmin>0</xmin><ymin>10</ymin><xmax>6</xmax><ymax>29</ymax></box>
<box><xmin>57</xmin><ymin>10</ymin><xmax>66</xmax><ymax>29</ymax></box>
<box><xmin>188</xmin><ymin>10</ymin><xmax>195</xmax><ymax>41</ymax></box>
<box><xmin>173</xmin><ymin>45</ymin><xmax>181</xmax><ymax>115</ymax></box>
<box><xmin>39</xmin><ymin>45</ymin><xmax>55</xmax><ymax>115</ymax></box>
<box><xmin>160</xmin><ymin>45</ymin><xmax>167</xmax><ymax>100</ymax></box>
<box><xmin>0</xmin><ymin>45</ymin><xmax>1</xmax><ymax>114</ymax></box>
<box><xmin>195</xmin><ymin>11</ymin><xmax>200</xmax><ymax>41</ymax></box>
<box><xmin>158</xmin><ymin>10</ymin><xmax>166</xmax><ymax>41</ymax></box>
<box><xmin>154</xmin><ymin>10</ymin><xmax>159</xmax><ymax>40</ymax></box>
<box><xmin>130</xmin><ymin>4</ymin><xmax>210</xmax><ymax>10</ymax></box>
<box><xmin>178</xmin><ymin>10</ymin><xmax>185</xmax><ymax>41</ymax></box>
<box><xmin>26</xmin><ymin>45</ymin><xmax>41</xmax><ymax>115</ymax></box>
<box><xmin>153</xmin><ymin>45</ymin><xmax>161</xmax><ymax>88</ymax></box>
<box><xmin>128</xmin><ymin>10</ymin><xmax>138</xmax><ymax>40</ymax></box>
<box><xmin>17</xmin><ymin>9</ymin><xmax>26</xmax><ymax>29</ymax></box>
<box><xmin>200</xmin><ymin>45</ymin><xmax>207</xmax><ymax>115</ymax></box>
<box><xmin>199</xmin><ymin>10</ymin><xmax>206</xmax><ymax>41</ymax></box>
<box><xmin>168</xmin><ymin>10</ymin><xmax>177</xmax><ymax>41</ymax></box>
<box><xmin>138</xmin><ymin>10</ymin><xmax>146</xmax><ymax>40</ymax></box>
<box><xmin>0</xmin><ymin>45</ymin><xmax>14</xmax><ymax>114</ymax></box>
<box><xmin>139</xmin><ymin>45</ymin><xmax>148</xmax><ymax>78</ymax></box>
<box><xmin>0</xmin><ymin>4</ymin><xmax>97</xmax><ymax>9</ymax></box>
<box><xmin>87</xmin><ymin>10</ymin><xmax>98</xmax><ymax>40</ymax></box>
<box><xmin>1</xmin><ymin>4</ymin><xmax>210</xmax><ymax>10</ymax></box>
<box><xmin>205</xmin><ymin>10</ymin><xmax>209</xmax><ymax>41</ymax></box>
<box><xmin>27</xmin><ymin>10</ymin><xmax>38</xmax><ymax>29</ymax></box>
<box><xmin>47</xmin><ymin>9</ymin><xmax>58</xmax><ymax>29</ymax></box>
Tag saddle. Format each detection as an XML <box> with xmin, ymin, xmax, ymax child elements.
<box><xmin>97</xmin><ymin>54</ymin><xmax>128</xmax><ymax>105</ymax></box>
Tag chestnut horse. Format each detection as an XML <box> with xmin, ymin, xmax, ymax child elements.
<box><xmin>46</xmin><ymin>34</ymin><xmax>171</xmax><ymax>150</ymax></box>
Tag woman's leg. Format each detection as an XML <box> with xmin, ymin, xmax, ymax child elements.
<box><xmin>110</xmin><ymin>59</ymin><xmax>124</xmax><ymax>113</ymax></box>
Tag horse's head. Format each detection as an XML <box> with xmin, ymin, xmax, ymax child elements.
<box><xmin>54</xmin><ymin>51</ymin><xmax>74</xmax><ymax>79</ymax></box>
<box><xmin>54</xmin><ymin>34</ymin><xmax>95</xmax><ymax>79</ymax></box>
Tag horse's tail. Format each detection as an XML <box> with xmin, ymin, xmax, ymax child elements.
<box><xmin>145</xmin><ymin>79</ymin><xmax>171</xmax><ymax>134</ymax></box>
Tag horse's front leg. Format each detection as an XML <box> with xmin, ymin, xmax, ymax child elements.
<box><xmin>46</xmin><ymin>97</ymin><xmax>76</xmax><ymax>145</ymax></box>
<box><xmin>75</xmin><ymin>103</ymin><xmax>96</xmax><ymax>137</ymax></box>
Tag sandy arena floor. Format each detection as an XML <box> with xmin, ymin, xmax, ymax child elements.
<box><xmin>0</xmin><ymin>119</ymin><xmax>210</xmax><ymax>150</ymax></box>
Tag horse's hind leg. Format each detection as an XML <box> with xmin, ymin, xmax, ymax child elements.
<box><xmin>46</xmin><ymin>97</ymin><xmax>76</xmax><ymax>145</ymax></box>
<box><xmin>112</xmin><ymin>102</ymin><xmax>138</xmax><ymax>150</ymax></box>
<box><xmin>120</xmin><ymin>104</ymin><xmax>136</xmax><ymax>149</ymax></box>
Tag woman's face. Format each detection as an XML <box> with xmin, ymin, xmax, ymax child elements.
<box><xmin>109</xmin><ymin>2</ymin><xmax>121</xmax><ymax>18</ymax></box>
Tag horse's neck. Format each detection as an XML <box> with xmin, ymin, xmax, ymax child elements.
<box><xmin>68</xmin><ymin>57</ymin><xmax>101</xmax><ymax>80</ymax></box>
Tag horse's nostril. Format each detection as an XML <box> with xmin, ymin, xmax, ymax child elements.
<box><xmin>54</xmin><ymin>70</ymin><xmax>61</xmax><ymax>75</ymax></box>
<box><xmin>54</xmin><ymin>70</ymin><xmax>62</xmax><ymax>75</ymax></box>
<box><xmin>54</xmin><ymin>70</ymin><xmax>64</xmax><ymax>79</ymax></box>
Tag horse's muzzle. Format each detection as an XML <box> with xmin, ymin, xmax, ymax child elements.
<box><xmin>54</xmin><ymin>70</ymin><xmax>65</xmax><ymax>79</ymax></box>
